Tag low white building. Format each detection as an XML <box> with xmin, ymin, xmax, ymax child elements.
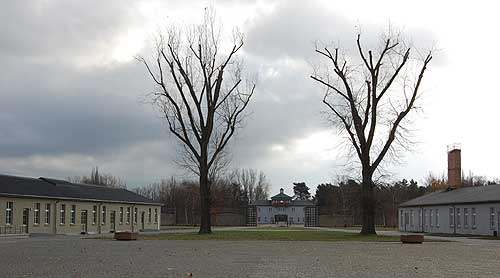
<box><xmin>252</xmin><ymin>188</ymin><xmax>316</xmax><ymax>226</ymax></box>
<box><xmin>399</xmin><ymin>146</ymin><xmax>500</xmax><ymax>236</ymax></box>
<box><xmin>399</xmin><ymin>185</ymin><xmax>500</xmax><ymax>236</ymax></box>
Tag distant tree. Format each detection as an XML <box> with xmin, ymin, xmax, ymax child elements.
<box><xmin>311</xmin><ymin>30</ymin><xmax>433</xmax><ymax>234</ymax></box>
<box><xmin>293</xmin><ymin>182</ymin><xmax>311</xmax><ymax>200</ymax></box>
<box><xmin>138</xmin><ymin>9</ymin><xmax>255</xmax><ymax>234</ymax></box>
<box><xmin>230</xmin><ymin>168</ymin><xmax>271</xmax><ymax>202</ymax></box>
<box><xmin>68</xmin><ymin>167</ymin><xmax>126</xmax><ymax>188</ymax></box>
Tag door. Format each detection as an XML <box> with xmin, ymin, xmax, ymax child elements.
<box><xmin>141</xmin><ymin>212</ymin><xmax>145</xmax><ymax>230</ymax></box>
<box><xmin>110</xmin><ymin>211</ymin><xmax>116</xmax><ymax>232</ymax></box>
<box><xmin>22</xmin><ymin>208</ymin><xmax>30</xmax><ymax>234</ymax></box>
<box><xmin>80</xmin><ymin>210</ymin><xmax>88</xmax><ymax>234</ymax></box>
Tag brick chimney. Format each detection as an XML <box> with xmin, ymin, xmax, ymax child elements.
<box><xmin>447</xmin><ymin>144</ymin><xmax>462</xmax><ymax>189</ymax></box>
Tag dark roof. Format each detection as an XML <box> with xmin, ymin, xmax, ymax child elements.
<box><xmin>271</xmin><ymin>192</ymin><xmax>292</xmax><ymax>200</ymax></box>
<box><xmin>399</xmin><ymin>184</ymin><xmax>500</xmax><ymax>207</ymax></box>
<box><xmin>251</xmin><ymin>199</ymin><xmax>314</xmax><ymax>207</ymax></box>
<box><xmin>0</xmin><ymin>174</ymin><xmax>160</xmax><ymax>205</ymax></box>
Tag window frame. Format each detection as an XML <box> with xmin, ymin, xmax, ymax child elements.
<box><xmin>70</xmin><ymin>205</ymin><xmax>76</xmax><ymax>225</ymax></box>
<box><xmin>45</xmin><ymin>204</ymin><xmax>51</xmax><ymax>225</ymax></box>
<box><xmin>471</xmin><ymin>207</ymin><xmax>476</xmax><ymax>229</ymax></box>
<box><xmin>60</xmin><ymin>204</ymin><xmax>66</xmax><ymax>225</ymax></box>
<box><xmin>101</xmin><ymin>206</ymin><xmax>106</xmax><ymax>225</ymax></box>
<box><xmin>490</xmin><ymin>207</ymin><xmax>495</xmax><ymax>230</ymax></box>
<box><xmin>5</xmin><ymin>201</ymin><xmax>13</xmax><ymax>225</ymax></box>
<box><xmin>34</xmin><ymin>203</ymin><xmax>40</xmax><ymax>225</ymax></box>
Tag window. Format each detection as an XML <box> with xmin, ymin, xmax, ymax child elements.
<box><xmin>92</xmin><ymin>206</ymin><xmax>97</xmax><ymax>225</ymax></box>
<box><xmin>449</xmin><ymin>208</ymin><xmax>454</xmax><ymax>228</ymax></box>
<box><xmin>410</xmin><ymin>210</ymin><xmax>414</xmax><ymax>226</ymax></box>
<box><xmin>5</xmin><ymin>202</ymin><xmax>13</xmax><ymax>225</ymax></box>
<box><xmin>148</xmin><ymin>208</ymin><xmax>152</xmax><ymax>223</ymax></box>
<box><xmin>134</xmin><ymin>208</ymin><xmax>138</xmax><ymax>224</ymax></box>
<box><xmin>429</xmin><ymin>209</ymin><xmax>433</xmax><ymax>227</ymax></box>
<box><xmin>34</xmin><ymin>203</ymin><xmax>40</xmax><ymax>225</ymax></box>
<box><xmin>70</xmin><ymin>205</ymin><xmax>76</xmax><ymax>225</ymax></box>
<box><xmin>435</xmin><ymin>209</ymin><xmax>439</xmax><ymax>227</ymax></box>
<box><xmin>101</xmin><ymin>206</ymin><xmax>106</xmax><ymax>224</ymax></box>
<box><xmin>292</xmin><ymin>208</ymin><xmax>295</xmax><ymax>212</ymax></box>
<box><xmin>490</xmin><ymin>207</ymin><xmax>495</xmax><ymax>229</ymax></box>
<box><xmin>154</xmin><ymin>208</ymin><xmax>158</xmax><ymax>223</ymax></box>
<box><xmin>456</xmin><ymin>208</ymin><xmax>461</xmax><ymax>228</ymax></box>
<box><xmin>464</xmin><ymin>208</ymin><xmax>469</xmax><ymax>228</ymax></box>
<box><xmin>423</xmin><ymin>209</ymin><xmax>427</xmax><ymax>226</ymax></box>
<box><xmin>45</xmin><ymin>204</ymin><xmax>51</xmax><ymax>225</ymax></box>
<box><xmin>471</xmin><ymin>208</ymin><xmax>476</xmax><ymax>229</ymax></box>
<box><xmin>119</xmin><ymin>207</ymin><xmax>123</xmax><ymax>224</ymax></box>
<box><xmin>126</xmin><ymin>207</ymin><xmax>130</xmax><ymax>224</ymax></box>
<box><xmin>400</xmin><ymin>210</ymin><xmax>404</xmax><ymax>226</ymax></box>
<box><xmin>60</xmin><ymin>204</ymin><xmax>66</xmax><ymax>224</ymax></box>
<box><xmin>269</xmin><ymin>208</ymin><xmax>272</xmax><ymax>212</ymax></box>
<box><xmin>418</xmin><ymin>209</ymin><xmax>422</xmax><ymax>227</ymax></box>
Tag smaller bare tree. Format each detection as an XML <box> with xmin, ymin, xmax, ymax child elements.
<box><xmin>138</xmin><ymin>9</ymin><xmax>255</xmax><ymax>234</ymax></box>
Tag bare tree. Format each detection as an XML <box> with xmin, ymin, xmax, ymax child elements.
<box><xmin>311</xmin><ymin>31</ymin><xmax>432</xmax><ymax>234</ymax></box>
<box><xmin>138</xmin><ymin>9</ymin><xmax>255</xmax><ymax>234</ymax></box>
<box><xmin>68</xmin><ymin>166</ymin><xmax>127</xmax><ymax>188</ymax></box>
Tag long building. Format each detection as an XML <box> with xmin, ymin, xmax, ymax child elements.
<box><xmin>399</xmin><ymin>146</ymin><xmax>500</xmax><ymax>236</ymax></box>
<box><xmin>0</xmin><ymin>174</ymin><xmax>161</xmax><ymax>235</ymax></box>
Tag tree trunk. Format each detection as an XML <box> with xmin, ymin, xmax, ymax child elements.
<box><xmin>198</xmin><ymin>163</ymin><xmax>212</xmax><ymax>234</ymax></box>
<box><xmin>360</xmin><ymin>171</ymin><xmax>376</xmax><ymax>235</ymax></box>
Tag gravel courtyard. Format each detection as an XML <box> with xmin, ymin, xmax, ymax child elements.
<box><xmin>1</xmin><ymin>235</ymin><xmax>500</xmax><ymax>278</ymax></box>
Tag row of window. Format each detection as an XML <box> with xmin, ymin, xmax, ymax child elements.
<box><xmin>4</xmin><ymin>202</ymin><xmax>158</xmax><ymax>226</ymax></box>
<box><xmin>401</xmin><ymin>207</ymin><xmax>479</xmax><ymax>229</ymax></box>
<box><xmin>257</xmin><ymin>216</ymin><xmax>302</xmax><ymax>222</ymax></box>
<box><xmin>449</xmin><ymin>207</ymin><xmax>477</xmax><ymax>229</ymax></box>
<box><xmin>257</xmin><ymin>207</ymin><xmax>298</xmax><ymax>212</ymax></box>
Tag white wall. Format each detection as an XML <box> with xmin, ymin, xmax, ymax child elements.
<box><xmin>399</xmin><ymin>203</ymin><xmax>500</xmax><ymax>236</ymax></box>
<box><xmin>256</xmin><ymin>206</ymin><xmax>306</xmax><ymax>224</ymax></box>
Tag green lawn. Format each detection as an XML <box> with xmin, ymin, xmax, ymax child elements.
<box><xmin>142</xmin><ymin>230</ymin><xmax>400</xmax><ymax>242</ymax></box>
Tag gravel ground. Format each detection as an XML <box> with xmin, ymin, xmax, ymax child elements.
<box><xmin>1</xmin><ymin>236</ymin><xmax>500</xmax><ymax>278</ymax></box>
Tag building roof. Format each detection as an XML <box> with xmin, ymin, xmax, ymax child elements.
<box><xmin>399</xmin><ymin>184</ymin><xmax>500</xmax><ymax>207</ymax></box>
<box><xmin>0</xmin><ymin>174</ymin><xmax>161</xmax><ymax>205</ymax></box>
<box><xmin>270</xmin><ymin>191</ymin><xmax>292</xmax><ymax>200</ymax></box>
<box><xmin>251</xmin><ymin>199</ymin><xmax>314</xmax><ymax>207</ymax></box>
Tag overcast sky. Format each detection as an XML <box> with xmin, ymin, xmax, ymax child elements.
<box><xmin>1</xmin><ymin>0</ymin><xmax>499</xmax><ymax>195</ymax></box>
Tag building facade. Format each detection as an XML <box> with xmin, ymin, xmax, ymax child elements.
<box><xmin>0</xmin><ymin>174</ymin><xmax>161</xmax><ymax>235</ymax></box>
<box><xmin>252</xmin><ymin>188</ymin><xmax>317</xmax><ymax>226</ymax></box>
<box><xmin>399</xmin><ymin>146</ymin><xmax>500</xmax><ymax>236</ymax></box>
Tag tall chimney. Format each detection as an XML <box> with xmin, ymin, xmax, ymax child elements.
<box><xmin>447</xmin><ymin>144</ymin><xmax>462</xmax><ymax>189</ymax></box>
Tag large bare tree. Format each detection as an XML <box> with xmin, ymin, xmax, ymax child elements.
<box><xmin>138</xmin><ymin>10</ymin><xmax>255</xmax><ymax>234</ymax></box>
<box><xmin>311</xmin><ymin>32</ymin><xmax>432</xmax><ymax>235</ymax></box>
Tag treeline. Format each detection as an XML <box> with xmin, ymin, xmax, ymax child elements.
<box><xmin>132</xmin><ymin>169</ymin><xmax>271</xmax><ymax>225</ymax></box>
<box><xmin>316</xmin><ymin>179</ymin><xmax>428</xmax><ymax>227</ymax></box>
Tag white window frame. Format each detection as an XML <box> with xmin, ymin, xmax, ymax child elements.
<box><xmin>456</xmin><ymin>208</ymin><xmax>461</xmax><ymax>228</ymax></box>
<box><xmin>429</xmin><ymin>209</ymin><xmax>433</xmax><ymax>228</ymax></box>
<box><xmin>449</xmin><ymin>208</ymin><xmax>454</xmax><ymax>228</ymax></box>
<box><xmin>119</xmin><ymin>207</ymin><xmax>123</xmax><ymax>224</ymax></box>
<box><xmin>418</xmin><ymin>209</ymin><xmax>422</xmax><ymax>227</ymax></box>
<box><xmin>92</xmin><ymin>206</ymin><xmax>97</xmax><ymax>225</ymax></box>
<box><xmin>410</xmin><ymin>210</ymin><xmax>414</xmax><ymax>227</ymax></box>
<box><xmin>464</xmin><ymin>208</ymin><xmax>469</xmax><ymax>228</ymax></box>
<box><xmin>471</xmin><ymin>208</ymin><xmax>476</xmax><ymax>229</ymax></box>
<box><xmin>101</xmin><ymin>206</ymin><xmax>106</xmax><ymax>224</ymax></box>
<box><xmin>5</xmin><ymin>201</ymin><xmax>13</xmax><ymax>225</ymax></box>
<box><xmin>60</xmin><ymin>204</ymin><xmax>66</xmax><ymax>225</ymax></box>
<box><xmin>435</xmin><ymin>209</ymin><xmax>439</xmax><ymax>227</ymax></box>
<box><xmin>70</xmin><ymin>205</ymin><xmax>76</xmax><ymax>225</ymax></box>
<box><xmin>45</xmin><ymin>204</ymin><xmax>51</xmax><ymax>225</ymax></box>
<box><xmin>490</xmin><ymin>207</ymin><xmax>495</xmax><ymax>230</ymax></box>
<box><xmin>34</xmin><ymin>203</ymin><xmax>40</xmax><ymax>225</ymax></box>
<box><xmin>134</xmin><ymin>208</ymin><xmax>138</xmax><ymax>224</ymax></box>
<box><xmin>154</xmin><ymin>208</ymin><xmax>158</xmax><ymax>223</ymax></box>
<box><xmin>126</xmin><ymin>207</ymin><xmax>130</xmax><ymax>224</ymax></box>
